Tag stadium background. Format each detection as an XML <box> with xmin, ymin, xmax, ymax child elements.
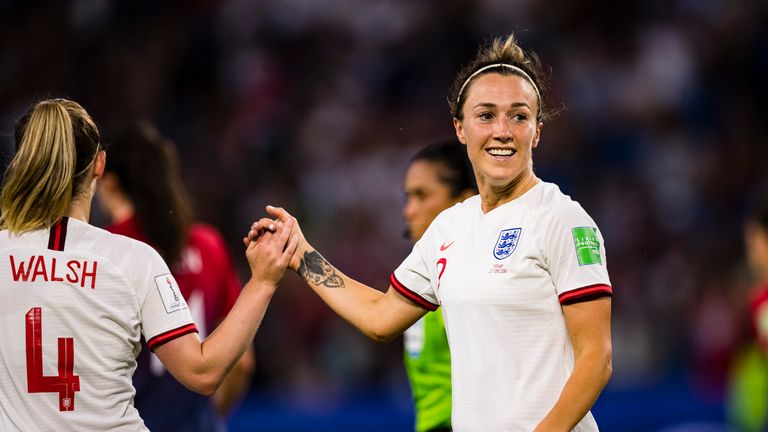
<box><xmin>1</xmin><ymin>0</ymin><xmax>767</xmax><ymax>430</ymax></box>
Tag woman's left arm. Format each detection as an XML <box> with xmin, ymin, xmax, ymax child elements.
<box><xmin>535</xmin><ymin>296</ymin><xmax>612</xmax><ymax>431</ymax></box>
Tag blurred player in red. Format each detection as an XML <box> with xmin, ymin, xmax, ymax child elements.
<box><xmin>0</xmin><ymin>98</ymin><xmax>295</xmax><ymax>431</ymax></box>
<box><xmin>98</xmin><ymin>122</ymin><xmax>255</xmax><ymax>432</ymax></box>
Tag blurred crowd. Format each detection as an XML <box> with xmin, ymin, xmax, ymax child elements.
<box><xmin>1</xmin><ymin>0</ymin><xmax>767</xmax><ymax>426</ymax></box>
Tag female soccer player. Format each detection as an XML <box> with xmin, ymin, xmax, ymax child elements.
<box><xmin>0</xmin><ymin>99</ymin><xmax>295</xmax><ymax>431</ymax></box>
<box><xmin>97</xmin><ymin>122</ymin><xmax>254</xmax><ymax>431</ymax></box>
<box><xmin>252</xmin><ymin>34</ymin><xmax>612</xmax><ymax>431</ymax></box>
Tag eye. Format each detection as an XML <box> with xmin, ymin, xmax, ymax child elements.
<box><xmin>406</xmin><ymin>190</ymin><xmax>427</xmax><ymax>201</ymax></box>
<box><xmin>513</xmin><ymin>113</ymin><xmax>528</xmax><ymax>122</ymax></box>
<box><xmin>478</xmin><ymin>112</ymin><xmax>494</xmax><ymax>121</ymax></box>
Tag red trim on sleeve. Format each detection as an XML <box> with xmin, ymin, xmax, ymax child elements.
<box><xmin>559</xmin><ymin>284</ymin><xmax>612</xmax><ymax>305</ymax></box>
<box><xmin>147</xmin><ymin>323</ymin><xmax>198</xmax><ymax>351</ymax></box>
<box><xmin>389</xmin><ymin>273</ymin><xmax>439</xmax><ymax>311</ymax></box>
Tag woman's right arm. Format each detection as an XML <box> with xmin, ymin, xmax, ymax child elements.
<box><xmin>252</xmin><ymin>206</ymin><xmax>428</xmax><ymax>342</ymax></box>
<box><xmin>153</xmin><ymin>218</ymin><xmax>297</xmax><ymax>395</ymax></box>
<box><xmin>296</xmin><ymin>248</ymin><xmax>427</xmax><ymax>342</ymax></box>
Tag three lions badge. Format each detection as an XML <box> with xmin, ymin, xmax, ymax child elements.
<box><xmin>493</xmin><ymin>228</ymin><xmax>522</xmax><ymax>260</ymax></box>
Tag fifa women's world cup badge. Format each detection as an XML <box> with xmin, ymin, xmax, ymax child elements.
<box><xmin>493</xmin><ymin>228</ymin><xmax>522</xmax><ymax>260</ymax></box>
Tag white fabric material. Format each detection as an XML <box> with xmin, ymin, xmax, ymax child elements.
<box><xmin>0</xmin><ymin>218</ymin><xmax>194</xmax><ymax>431</ymax></box>
<box><xmin>394</xmin><ymin>181</ymin><xmax>610</xmax><ymax>431</ymax></box>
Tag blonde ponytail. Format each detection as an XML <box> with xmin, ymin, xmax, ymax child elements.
<box><xmin>0</xmin><ymin>99</ymin><xmax>99</xmax><ymax>234</ymax></box>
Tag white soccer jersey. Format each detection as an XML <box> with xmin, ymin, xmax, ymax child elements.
<box><xmin>0</xmin><ymin>217</ymin><xmax>197</xmax><ymax>432</ymax></box>
<box><xmin>392</xmin><ymin>181</ymin><xmax>612</xmax><ymax>431</ymax></box>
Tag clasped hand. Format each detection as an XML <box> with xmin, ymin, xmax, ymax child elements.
<box><xmin>243</xmin><ymin>206</ymin><xmax>307</xmax><ymax>284</ymax></box>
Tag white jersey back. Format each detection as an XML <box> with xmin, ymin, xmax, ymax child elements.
<box><xmin>392</xmin><ymin>181</ymin><xmax>612</xmax><ymax>431</ymax></box>
<box><xmin>0</xmin><ymin>217</ymin><xmax>196</xmax><ymax>432</ymax></box>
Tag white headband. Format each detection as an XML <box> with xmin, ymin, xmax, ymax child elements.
<box><xmin>456</xmin><ymin>63</ymin><xmax>541</xmax><ymax>106</ymax></box>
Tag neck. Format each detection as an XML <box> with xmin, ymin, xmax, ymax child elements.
<box><xmin>65</xmin><ymin>179</ymin><xmax>96</xmax><ymax>224</ymax></box>
<box><xmin>478</xmin><ymin>170</ymin><xmax>539</xmax><ymax>213</ymax></box>
<box><xmin>66</xmin><ymin>197</ymin><xmax>91</xmax><ymax>223</ymax></box>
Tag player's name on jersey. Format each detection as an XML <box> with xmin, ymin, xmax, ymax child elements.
<box><xmin>9</xmin><ymin>255</ymin><xmax>97</xmax><ymax>289</ymax></box>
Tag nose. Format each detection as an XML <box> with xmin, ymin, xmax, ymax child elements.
<box><xmin>493</xmin><ymin>118</ymin><xmax>513</xmax><ymax>143</ymax></box>
<box><xmin>403</xmin><ymin>198</ymin><xmax>416</xmax><ymax>221</ymax></box>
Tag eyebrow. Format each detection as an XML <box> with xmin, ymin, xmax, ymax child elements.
<box><xmin>472</xmin><ymin>102</ymin><xmax>531</xmax><ymax>110</ymax></box>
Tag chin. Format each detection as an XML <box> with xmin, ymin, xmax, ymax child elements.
<box><xmin>409</xmin><ymin>227</ymin><xmax>427</xmax><ymax>242</ymax></box>
<box><xmin>483</xmin><ymin>172</ymin><xmax>519</xmax><ymax>186</ymax></box>
<box><xmin>489</xmin><ymin>170</ymin><xmax>513</xmax><ymax>180</ymax></box>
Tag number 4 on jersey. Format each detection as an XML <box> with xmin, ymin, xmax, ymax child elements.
<box><xmin>25</xmin><ymin>307</ymin><xmax>80</xmax><ymax>411</ymax></box>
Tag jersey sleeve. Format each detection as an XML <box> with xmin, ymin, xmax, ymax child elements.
<box><xmin>543</xmin><ymin>201</ymin><xmax>612</xmax><ymax>305</ymax></box>
<box><xmin>134</xmin><ymin>244</ymin><xmax>198</xmax><ymax>350</ymax></box>
<box><xmin>391</xmin><ymin>229</ymin><xmax>440</xmax><ymax>311</ymax></box>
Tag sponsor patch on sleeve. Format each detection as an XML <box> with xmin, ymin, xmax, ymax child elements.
<box><xmin>154</xmin><ymin>273</ymin><xmax>188</xmax><ymax>313</ymax></box>
<box><xmin>572</xmin><ymin>227</ymin><xmax>602</xmax><ymax>266</ymax></box>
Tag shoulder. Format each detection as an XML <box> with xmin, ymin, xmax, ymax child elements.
<box><xmin>416</xmin><ymin>194</ymin><xmax>478</xmax><ymax>243</ymax></box>
<box><xmin>529</xmin><ymin>182</ymin><xmax>595</xmax><ymax>226</ymax></box>
<box><xmin>433</xmin><ymin>194</ymin><xmax>480</xmax><ymax>226</ymax></box>
<box><xmin>75</xmin><ymin>221</ymin><xmax>165</xmax><ymax>264</ymax></box>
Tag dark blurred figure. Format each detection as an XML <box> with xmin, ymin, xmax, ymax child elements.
<box><xmin>402</xmin><ymin>139</ymin><xmax>477</xmax><ymax>432</ymax></box>
<box><xmin>97</xmin><ymin>122</ymin><xmax>255</xmax><ymax>432</ymax></box>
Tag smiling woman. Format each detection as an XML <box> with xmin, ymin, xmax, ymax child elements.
<box><xmin>448</xmin><ymin>35</ymin><xmax>553</xmax><ymax>212</ymax></box>
<box><xmin>453</xmin><ymin>72</ymin><xmax>541</xmax><ymax>205</ymax></box>
<box><xmin>248</xmin><ymin>33</ymin><xmax>613</xmax><ymax>432</ymax></box>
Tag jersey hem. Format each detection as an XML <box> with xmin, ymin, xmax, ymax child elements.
<box><xmin>390</xmin><ymin>273</ymin><xmax>439</xmax><ymax>311</ymax></box>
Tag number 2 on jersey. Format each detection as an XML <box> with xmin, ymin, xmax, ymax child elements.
<box><xmin>25</xmin><ymin>307</ymin><xmax>80</xmax><ymax>411</ymax></box>
<box><xmin>436</xmin><ymin>258</ymin><xmax>447</xmax><ymax>290</ymax></box>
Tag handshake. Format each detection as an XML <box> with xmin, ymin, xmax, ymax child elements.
<box><xmin>242</xmin><ymin>205</ymin><xmax>302</xmax><ymax>287</ymax></box>
<box><xmin>243</xmin><ymin>205</ymin><xmax>344</xmax><ymax>290</ymax></box>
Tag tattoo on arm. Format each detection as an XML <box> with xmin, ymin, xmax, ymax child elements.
<box><xmin>298</xmin><ymin>251</ymin><xmax>345</xmax><ymax>288</ymax></box>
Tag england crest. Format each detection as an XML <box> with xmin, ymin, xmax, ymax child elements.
<box><xmin>493</xmin><ymin>228</ymin><xmax>522</xmax><ymax>260</ymax></box>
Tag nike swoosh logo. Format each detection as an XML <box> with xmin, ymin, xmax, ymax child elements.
<box><xmin>440</xmin><ymin>241</ymin><xmax>455</xmax><ymax>251</ymax></box>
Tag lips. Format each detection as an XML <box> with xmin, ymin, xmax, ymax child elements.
<box><xmin>486</xmin><ymin>148</ymin><xmax>517</xmax><ymax>158</ymax></box>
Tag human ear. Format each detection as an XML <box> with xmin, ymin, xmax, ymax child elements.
<box><xmin>93</xmin><ymin>150</ymin><xmax>107</xmax><ymax>179</ymax></box>
<box><xmin>532</xmin><ymin>122</ymin><xmax>543</xmax><ymax>149</ymax></box>
<box><xmin>453</xmin><ymin>118</ymin><xmax>467</xmax><ymax>145</ymax></box>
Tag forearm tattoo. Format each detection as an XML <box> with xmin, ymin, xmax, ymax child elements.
<box><xmin>298</xmin><ymin>250</ymin><xmax>345</xmax><ymax>288</ymax></box>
